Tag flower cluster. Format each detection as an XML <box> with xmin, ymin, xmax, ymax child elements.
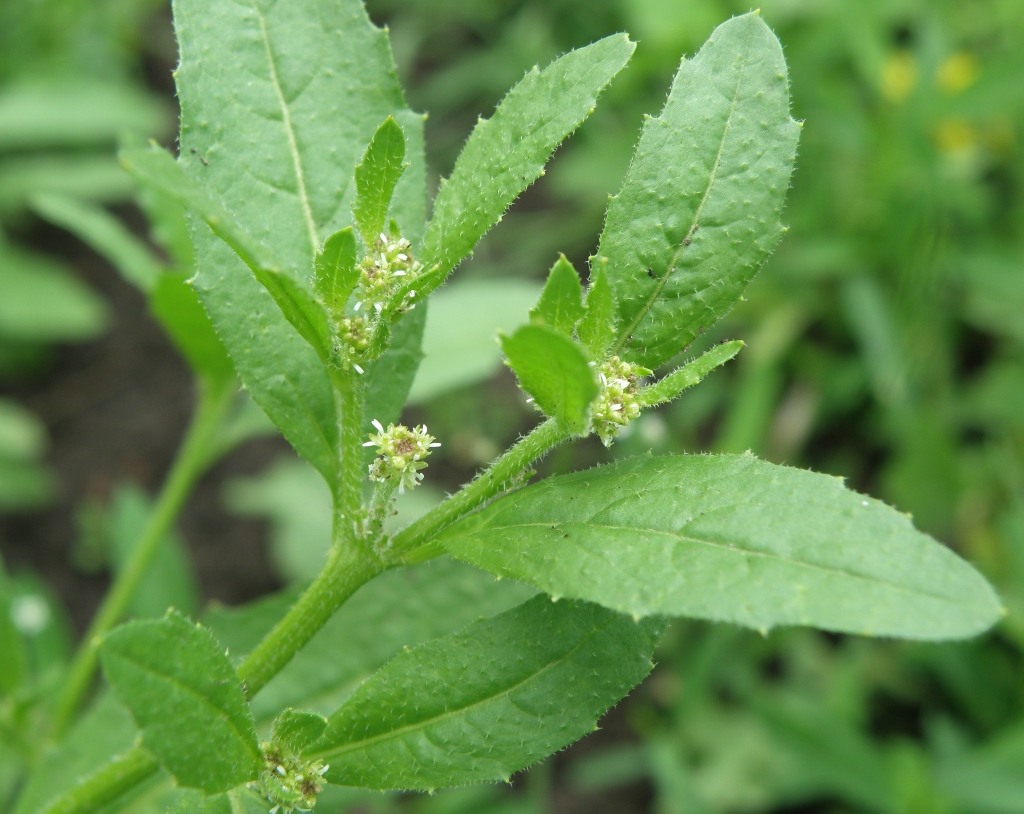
<box><xmin>354</xmin><ymin>233</ymin><xmax>422</xmax><ymax>316</ymax></box>
<box><xmin>591</xmin><ymin>356</ymin><xmax>650</xmax><ymax>446</ymax></box>
<box><xmin>363</xmin><ymin>419</ymin><xmax>439</xmax><ymax>493</ymax></box>
<box><xmin>255</xmin><ymin>744</ymin><xmax>328</xmax><ymax>814</ymax></box>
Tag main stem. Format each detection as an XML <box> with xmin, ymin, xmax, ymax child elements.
<box><xmin>48</xmin><ymin>377</ymin><xmax>234</xmax><ymax>738</ymax></box>
<box><xmin>237</xmin><ymin>368</ymin><xmax>372</xmax><ymax>697</ymax></box>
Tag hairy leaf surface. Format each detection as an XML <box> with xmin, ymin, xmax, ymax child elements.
<box><xmin>530</xmin><ymin>254</ymin><xmax>584</xmax><ymax>336</ymax></box>
<box><xmin>502</xmin><ymin>324</ymin><xmax>597</xmax><ymax>434</ymax></box>
<box><xmin>172</xmin><ymin>0</ymin><xmax>425</xmax><ymax>480</ymax></box>
<box><xmin>420</xmin><ymin>35</ymin><xmax>634</xmax><ymax>290</ymax></box>
<box><xmin>438</xmin><ymin>454</ymin><xmax>1002</xmax><ymax>639</ymax></box>
<box><xmin>99</xmin><ymin>611</ymin><xmax>259</xmax><ymax>793</ymax></box>
<box><xmin>595</xmin><ymin>13</ymin><xmax>800</xmax><ymax>367</ymax></box>
<box><xmin>310</xmin><ymin>595</ymin><xmax>661</xmax><ymax>790</ymax></box>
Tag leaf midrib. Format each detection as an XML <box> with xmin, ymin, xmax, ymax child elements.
<box><xmin>251</xmin><ymin>0</ymin><xmax>319</xmax><ymax>257</ymax></box>
<box><xmin>609</xmin><ymin>30</ymin><xmax>750</xmax><ymax>357</ymax></box>
<box><xmin>309</xmin><ymin>614</ymin><xmax>618</xmax><ymax>764</ymax></box>
<box><xmin>450</xmin><ymin>519</ymin><xmax>981</xmax><ymax>608</ymax></box>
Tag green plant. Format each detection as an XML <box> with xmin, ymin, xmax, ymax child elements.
<box><xmin>1</xmin><ymin>3</ymin><xmax>1004</xmax><ymax>813</ymax></box>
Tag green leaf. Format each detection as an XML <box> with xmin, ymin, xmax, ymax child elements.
<box><xmin>594</xmin><ymin>12</ymin><xmax>800</xmax><ymax>368</ymax></box>
<box><xmin>30</xmin><ymin>192</ymin><xmax>162</xmax><ymax>293</ymax></box>
<box><xmin>166</xmin><ymin>788</ymin><xmax>270</xmax><ymax>814</ymax></box>
<box><xmin>270</xmin><ymin>709</ymin><xmax>328</xmax><ymax>753</ymax></box>
<box><xmin>171</xmin><ymin>0</ymin><xmax>427</xmax><ymax>484</ymax></box>
<box><xmin>501</xmin><ymin>324</ymin><xmax>597</xmax><ymax>434</ymax></box>
<box><xmin>309</xmin><ymin>595</ymin><xmax>661</xmax><ymax>790</ymax></box>
<box><xmin>99</xmin><ymin>610</ymin><xmax>260</xmax><ymax>793</ymax></box>
<box><xmin>577</xmin><ymin>267</ymin><xmax>617</xmax><ymax>359</ymax></box>
<box><xmin>0</xmin><ymin>560</ymin><xmax>27</xmax><ymax>696</ymax></box>
<box><xmin>313</xmin><ymin>226</ymin><xmax>359</xmax><ymax>317</ymax></box>
<box><xmin>353</xmin><ymin>117</ymin><xmax>407</xmax><ymax>245</ymax></box>
<box><xmin>205</xmin><ymin>558</ymin><xmax>536</xmax><ymax>725</ymax></box>
<box><xmin>438</xmin><ymin>454</ymin><xmax>1003</xmax><ymax>639</ymax></box>
<box><xmin>150</xmin><ymin>272</ymin><xmax>235</xmax><ymax>382</ymax></box>
<box><xmin>637</xmin><ymin>340</ymin><xmax>744</xmax><ymax>408</ymax></box>
<box><xmin>119</xmin><ymin>146</ymin><xmax>334</xmax><ymax>365</ymax></box>
<box><xmin>530</xmin><ymin>254</ymin><xmax>584</xmax><ymax>336</ymax></box>
<box><xmin>420</xmin><ymin>34</ymin><xmax>635</xmax><ymax>290</ymax></box>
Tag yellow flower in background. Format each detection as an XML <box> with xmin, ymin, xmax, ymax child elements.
<box><xmin>936</xmin><ymin>51</ymin><xmax>979</xmax><ymax>94</ymax></box>
<box><xmin>934</xmin><ymin>117</ymin><xmax>979</xmax><ymax>155</ymax></box>
<box><xmin>881</xmin><ymin>50</ymin><xmax>917</xmax><ymax>103</ymax></box>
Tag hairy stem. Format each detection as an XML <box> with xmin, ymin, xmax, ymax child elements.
<box><xmin>391</xmin><ymin>418</ymin><xmax>568</xmax><ymax>563</ymax></box>
<box><xmin>36</xmin><ymin>747</ymin><xmax>159</xmax><ymax>814</ymax></box>
<box><xmin>48</xmin><ymin>378</ymin><xmax>235</xmax><ymax>738</ymax></box>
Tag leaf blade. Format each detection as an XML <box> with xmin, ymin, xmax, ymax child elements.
<box><xmin>420</xmin><ymin>34</ymin><xmax>635</xmax><ymax>290</ymax></box>
<box><xmin>99</xmin><ymin>611</ymin><xmax>260</xmax><ymax>793</ymax></box>
<box><xmin>438</xmin><ymin>454</ymin><xmax>1003</xmax><ymax>639</ymax></box>
<box><xmin>353</xmin><ymin>117</ymin><xmax>407</xmax><ymax>245</ymax></box>
<box><xmin>595</xmin><ymin>13</ymin><xmax>800</xmax><ymax>367</ymax></box>
<box><xmin>502</xmin><ymin>324</ymin><xmax>597</xmax><ymax>435</ymax></box>
<box><xmin>310</xmin><ymin>595</ymin><xmax>661</xmax><ymax>790</ymax></box>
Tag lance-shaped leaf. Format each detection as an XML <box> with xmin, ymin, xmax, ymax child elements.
<box><xmin>594</xmin><ymin>13</ymin><xmax>800</xmax><ymax>368</ymax></box>
<box><xmin>438</xmin><ymin>454</ymin><xmax>1003</xmax><ymax>639</ymax></box>
<box><xmin>99</xmin><ymin>610</ymin><xmax>260</xmax><ymax>793</ymax></box>
<box><xmin>530</xmin><ymin>254</ymin><xmax>584</xmax><ymax>336</ymax></box>
<box><xmin>637</xmin><ymin>339</ymin><xmax>743</xmax><ymax>408</ymax></box>
<box><xmin>418</xmin><ymin>34</ymin><xmax>635</xmax><ymax>293</ymax></box>
<box><xmin>173</xmin><ymin>0</ymin><xmax>426</xmax><ymax>483</ymax></box>
<box><xmin>502</xmin><ymin>324</ymin><xmax>597</xmax><ymax>434</ymax></box>
<box><xmin>308</xmin><ymin>595</ymin><xmax>661</xmax><ymax>790</ymax></box>
<box><xmin>353</xmin><ymin>117</ymin><xmax>406</xmax><ymax>245</ymax></box>
<box><xmin>314</xmin><ymin>227</ymin><xmax>359</xmax><ymax>317</ymax></box>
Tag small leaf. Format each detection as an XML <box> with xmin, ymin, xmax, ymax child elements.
<box><xmin>420</xmin><ymin>34</ymin><xmax>635</xmax><ymax>293</ymax></box>
<box><xmin>577</xmin><ymin>267</ymin><xmax>617</xmax><ymax>358</ymax></box>
<box><xmin>438</xmin><ymin>454</ymin><xmax>1003</xmax><ymax>639</ymax></box>
<box><xmin>530</xmin><ymin>254</ymin><xmax>584</xmax><ymax>336</ymax></box>
<box><xmin>99</xmin><ymin>610</ymin><xmax>260</xmax><ymax>793</ymax></box>
<box><xmin>501</xmin><ymin>324</ymin><xmax>597</xmax><ymax>434</ymax></box>
<box><xmin>637</xmin><ymin>340</ymin><xmax>743</xmax><ymax>408</ymax></box>
<box><xmin>595</xmin><ymin>13</ymin><xmax>800</xmax><ymax>368</ymax></box>
<box><xmin>270</xmin><ymin>709</ymin><xmax>328</xmax><ymax>753</ymax></box>
<box><xmin>314</xmin><ymin>227</ymin><xmax>359</xmax><ymax>317</ymax></box>
<box><xmin>353</xmin><ymin>117</ymin><xmax>407</xmax><ymax>246</ymax></box>
<box><xmin>309</xmin><ymin>595</ymin><xmax>661</xmax><ymax>790</ymax></box>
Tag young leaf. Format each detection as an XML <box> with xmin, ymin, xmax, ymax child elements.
<box><xmin>530</xmin><ymin>254</ymin><xmax>584</xmax><ymax>336</ymax></box>
<box><xmin>99</xmin><ymin>610</ymin><xmax>260</xmax><ymax>793</ymax></box>
<box><xmin>308</xmin><ymin>595</ymin><xmax>661</xmax><ymax>790</ymax></box>
<box><xmin>637</xmin><ymin>339</ymin><xmax>744</xmax><ymax>408</ymax></box>
<box><xmin>353</xmin><ymin>117</ymin><xmax>406</xmax><ymax>245</ymax></box>
<box><xmin>419</xmin><ymin>34</ymin><xmax>635</xmax><ymax>292</ymax></box>
<box><xmin>594</xmin><ymin>12</ymin><xmax>801</xmax><ymax>368</ymax></box>
<box><xmin>438</xmin><ymin>454</ymin><xmax>1003</xmax><ymax>639</ymax></box>
<box><xmin>314</xmin><ymin>226</ymin><xmax>358</xmax><ymax>316</ymax></box>
<box><xmin>270</xmin><ymin>709</ymin><xmax>328</xmax><ymax>753</ymax></box>
<box><xmin>501</xmin><ymin>324</ymin><xmax>598</xmax><ymax>435</ymax></box>
<box><xmin>577</xmin><ymin>267</ymin><xmax>617</xmax><ymax>359</ymax></box>
<box><xmin>172</xmin><ymin>0</ymin><xmax>427</xmax><ymax>485</ymax></box>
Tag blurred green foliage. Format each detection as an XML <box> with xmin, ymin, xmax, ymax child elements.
<box><xmin>0</xmin><ymin>0</ymin><xmax>170</xmax><ymax>511</ymax></box>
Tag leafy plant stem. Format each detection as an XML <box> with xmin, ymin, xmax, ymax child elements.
<box><xmin>235</xmin><ymin>541</ymin><xmax>383</xmax><ymax>698</ymax></box>
<box><xmin>331</xmin><ymin>368</ymin><xmax>367</xmax><ymax>541</ymax></box>
<box><xmin>48</xmin><ymin>377</ymin><xmax>236</xmax><ymax>739</ymax></box>
<box><xmin>391</xmin><ymin>418</ymin><xmax>567</xmax><ymax>563</ymax></box>
<box><xmin>35</xmin><ymin>746</ymin><xmax>159</xmax><ymax>814</ymax></box>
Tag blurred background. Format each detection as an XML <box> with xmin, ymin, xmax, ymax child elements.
<box><xmin>1</xmin><ymin>0</ymin><xmax>1022</xmax><ymax>811</ymax></box>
